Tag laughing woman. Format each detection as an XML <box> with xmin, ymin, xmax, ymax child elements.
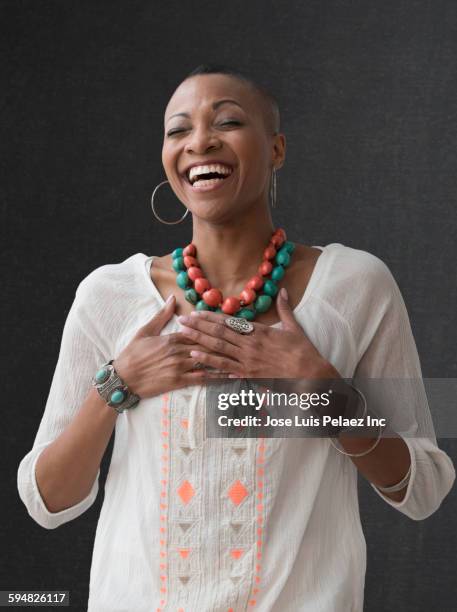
<box><xmin>18</xmin><ymin>64</ymin><xmax>455</xmax><ymax>612</ymax></box>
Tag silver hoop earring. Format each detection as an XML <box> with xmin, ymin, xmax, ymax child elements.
<box><xmin>269</xmin><ymin>167</ymin><xmax>277</xmax><ymax>208</ymax></box>
<box><xmin>151</xmin><ymin>180</ymin><xmax>190</xmax><ymax>225</ymax></box>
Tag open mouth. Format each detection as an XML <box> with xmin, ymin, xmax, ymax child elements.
<box><xmin>185</xmin><ymin>165</ymin><xmax>234</xmax><ymax>190</ymax></box>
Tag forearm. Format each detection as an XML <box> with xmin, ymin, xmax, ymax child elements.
<box><xmin>314</xmin><ymin>360</ymin><xmax>411</xmax><ymax>502</ymax></box>
<box><xmin>35</xmin><ymin>387</ymin><xmax>118</xmax><ymax>513</ymax></box>
<box><xmin>338</xmin><ymin>434</ymin><xmax>411</xmax><ymax>502</ymax></box>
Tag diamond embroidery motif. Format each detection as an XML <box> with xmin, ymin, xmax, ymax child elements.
<box><xmin>178</xmin><ymin>548</ymin><xmax>190</xmax><ymax>559</ymax></box>
<box><xmin>179</xmin><ymin>576</ymin><xmax>190</xmax><ymax>586</ymax></box>
<box><xmin>230</xmin><ymin>522</ymin><xmax>243</xmax><ymax>534</ymax></box>
<box><xmin>180</xmin><ymin>446</ymin><xmax>193</xmax><ymax>457</ymax></box>
<box><xmin>228</xmin><ymin>480</ymin><xmax>248</xmax><ymax>506</ymax></box>
<box><xmin>230</xmin><ymin>549</ymin><xmax>244</xmax><ymax>559</ymax></box>
<box><xmin>178</xmin><ymin>480</ymin><xmax>195</xmax><ymax>504</ymax></box>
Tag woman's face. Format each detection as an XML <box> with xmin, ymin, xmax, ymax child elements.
<box><xmin>162</xmin><ymin>74</ymin><xmax>285</xmax><ymax>223</ymax></box>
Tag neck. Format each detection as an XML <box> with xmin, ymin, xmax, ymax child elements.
<box><xmin>191</xmin><ymin>206</ymin><xmax>275</xmax><ymax>294</ymax></box>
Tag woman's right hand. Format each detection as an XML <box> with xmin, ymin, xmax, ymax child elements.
<box><xmin>112</xmin><ymin>295</ymin><xmax>211</xmax><ymax>399</ymax></box>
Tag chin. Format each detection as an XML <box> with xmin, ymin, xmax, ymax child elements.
<box><xmin>190</xmin><ymin>201</ymin><xmax>239</xmax><ymax>223</ymax></box>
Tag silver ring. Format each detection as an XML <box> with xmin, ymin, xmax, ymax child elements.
<box><xmin>224</xmin><ymin>316</ymin><xmax>254</xmax><ymax>335</ymax></box>
<box><xmin>193</xmin><ymin>361</ymin><xmax>205</xmax><ymax>370</ymax></box>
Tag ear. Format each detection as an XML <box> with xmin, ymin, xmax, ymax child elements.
<box><xmin>272</xmin><ymin>132</ymin><xmax>286</xmax><ymax>168</ymax></box>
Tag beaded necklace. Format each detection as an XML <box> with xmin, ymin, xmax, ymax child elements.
<box><xmin>172</xmin><ymin>228</ymin><xmax>295</xmax><ymax>321</ymax></box>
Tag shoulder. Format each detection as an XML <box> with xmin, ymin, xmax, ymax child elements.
<box><xmin>75</xmin><ymin>252</ymin><xmax>149</xmax><ymax>303</ymax></box>
<box><xmin>322</xmin><ymin>242</ymin><xmax>393</xmax><ymax>279</ymax></box>
<box><xmin>317</xmin><ymin>242</ymin><xmax>398</xmax><ymax>300</ymax></box>
<box><xmin>309</xmin><ymin>243</ymin><xmax>405</xmax><ymax>337</ymax></box>
<box><xmin>65</xmin><ymin>253</ymin><xmax>153</xmax><ymax>356</ymax></box>
<box><xmin>71</xmin><ymin>252</ymin><xmax>151</xmax><ymax>329</ymax></box>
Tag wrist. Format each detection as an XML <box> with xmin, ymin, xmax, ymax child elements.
<box><xmin>92</xmin><ymin>360</ymin><xmax>140</xmax><ymax>414</ymax></box>
<box><xmin>300</xmin><ymin>355</ymin><xmax>341</xmax><ymax>382</ymax></box>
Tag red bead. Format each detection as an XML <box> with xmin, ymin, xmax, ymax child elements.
<box><xmin>274</xmin><ymin>228</ymin><xmax>287</xmax><ymax>241</ymax></box>
<box><xmin>184</xmin><ymin>255</ymin><xmax>198</xmax><ymax>268</ymax></box>
<box><xmin>258</xmin><ymin>261</ymin><xmax>273</xmax><ymax>276</ymax></box>
<box><xmin>271</xmin><ymin>234</ymin><xmax>285</xmax><ymax>248</ymax></box>
<box><xmin>194</xmin><ymin>277</ymin><xmax>211</xmax><ymax>294</ymax></box>
<box><xmin>246</xmin><ymin>275</ymin><xmax>264</xmax><ymax>291</ymax></box>
<box><xmin>183</xmin><ymin>244</ymin><xmax>196</xmax><ymax>256</ymax></box>
<box><xmin>222</xmin><ymin>297</ymin><xmax>241</xmax><ymax>314</ymax></box>
<box><xmin>239</xmin><ymin>288</ymin><xmax>256</xmax><ymax>305</ymax></box>
<box><xmin>202</xmin><ymin>288</ymin><xmax>223</xmax><ymax>307</ymax></box>
<box><xmin>264</xmin><ymin>245</ymin><xmax>276</xmax><ymax>260</ymax></box>
<box><xmin>187</xmin><ymin>266</ymin><xmax>203</xmax><ymax>281</ymax></box>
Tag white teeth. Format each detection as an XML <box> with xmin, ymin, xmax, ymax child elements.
<box><xmin>188</xmin><ymin>163</ymin><xmax>233</xmax><ymax>183</ymax></box>
<box><xmin>192</xmin><ymin>177</ymin><xmax>227</xmax><ymax>189</ymax></box>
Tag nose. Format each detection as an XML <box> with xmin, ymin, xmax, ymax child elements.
<box><xmin>184</xmin><ymin>124</ymin><xmax>221</xmax><ymax>155</ymax></box>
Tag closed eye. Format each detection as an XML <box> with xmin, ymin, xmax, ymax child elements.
<box><xmin>166</xmin><ymin>128</ymin><xmax>187</xmax><ymax>136</ymax></box>
<box><xmin>166</xmin><ymin>120</ymin><xmax>242</xmax><ymax>137</ymax></box>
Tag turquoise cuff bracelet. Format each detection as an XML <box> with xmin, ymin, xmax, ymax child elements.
<box><xmin>92</xmin><ymin>359</ymin><xmax>140</xmax><ymax>414</ymax></box>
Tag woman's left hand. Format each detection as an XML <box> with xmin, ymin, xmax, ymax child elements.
<box><xmin>177</xmin><ymin>288</ymin><xmax>340</xmax><ymax>379</ymax></box>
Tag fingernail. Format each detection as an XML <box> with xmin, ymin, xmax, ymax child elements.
<box><xmin>166</xmin><ymin>294</ymin><xmax>174</xmax><ymax>304</ymax></box>
<box><xmin>190</xmin><ymin>311</ymin><xmax>200</xmax><ymax>316</ymax></box>
<box><xmin>280</xmin><ymin>287</ymin><xmax>288</xmax><ymax>301</ymax></box>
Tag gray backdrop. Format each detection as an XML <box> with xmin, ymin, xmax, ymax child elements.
<box><xmin>1</xmin><ymin>1</ymin><xmax>456</xmax><ymax>610</ymax></box>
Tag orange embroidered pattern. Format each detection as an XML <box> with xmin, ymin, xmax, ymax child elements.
<box><xmin>157</xmin><ymin>392</ymin><xmax>170</xmax><ymax>612</ymax></box>
<box><xmin>228</xmin><ymin>479</ymin><xmax>249</xmax><ymax>506</ymax></box>
<box><xmin>248</xmin><ymin>436</ymin><xmax>266</xmax><ymax>607</ymax></box>
<box><xmin>177</xmin><ymin>480</ymin><xmax>196</xmax><ymax>504</ymax></box>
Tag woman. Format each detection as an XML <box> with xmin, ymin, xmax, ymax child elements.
<box><xmin>17</xmin><ymin>64</ymin><xmax>455</xmax><ymax>612</ymax></box>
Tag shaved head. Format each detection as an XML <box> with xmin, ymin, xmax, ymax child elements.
<box><xmin>178</xmin><ymin>64</ymin><xmax>280</xmax><ymax>136</ymax></box>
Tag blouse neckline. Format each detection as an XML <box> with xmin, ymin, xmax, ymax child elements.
<box><xmin>139</xmin><ymin>244</ymin><xmax>330</xmax><ymax>329</ymax></box>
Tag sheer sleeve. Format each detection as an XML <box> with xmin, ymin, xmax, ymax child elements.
<box><xmin>351</xmin><ymin>253</ymin><xmax>455</xmax><ymax>520</ymax></box>
<box><xmin>17</xmin><ymin>278</ymin><xmax>109</xmax><ymax>529</ymax></box>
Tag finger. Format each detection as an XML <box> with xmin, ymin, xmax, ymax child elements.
<box><xmin>180</xmin><ymin>355</ymin><xmax>231</xmax><ymax>373</ymax></box>
<box><xmin>276</xmin><ymin>288</ymin><xmax>303</xmax><ymax>333</ymax></box>
<box><xmin>137</xmin><ymin>295</ymin><xmax>176</xmax><ymax>337</ymax></box>
<box><xmin>187</xmin><ymin>309</ymin><xmax>269</xmax><ymax>333</ymax></box>
<box><xmin>180</xmin><ymin>356</ymin><xmax>208</xmax><ymax>372</ymax></box>
<box><xmin>179</xmin><ymin>370</ymin><xmax>209</xmax><ymax>384</ymax></box>
<box><xmin>180</xmin><ymin>358</ymin><xmax>231</xmax><ymax>381</ymax></box>
<box><xmin>188</xmin><ymin>350</ymin><xmax>242</xmax><ymax>376</ymax></box>
<box><xmin>178</xmin><ymin>313</ymin><xmax>244</xmax><ymax>349</ymax></box>
<box><xmin>178</xmin><ymin>311</ymin><xmax>263</xmax><ymax>351</ymax></box>
<box><xmin>181</xmin><ymin>326</ymin><xmax>242</xmax><ymax>359</ymax></box>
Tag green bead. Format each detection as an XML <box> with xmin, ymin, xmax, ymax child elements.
<box><xmin>196</xmin><ymin>300</ymin><xmax>212</xmax><ymax>311</ymax></box>
<box><xmin>283</xmin><ymin>240</ymin><xmax>295</xmax><ymax>254</ymax></box>
<box><xmin>172</xmin><ymin>247</ymin><xmax>183</xmax><ymax>259</ymax></box>
<box><xmin>275</xmin><ymin>248</ymin><xmax>291</xmax><ymax>267</ymax></box>
<box><xmin>271</xmin><ymin>265</ymin><xmax>285</xmax><ymax>282</ymax></box>
<box><xmin>95</xmin><ymin>367</ymin><xmax>110</xmax><ymax>383</ymax></box>
<box><xmin>172</xmin><ymin>257</ymin><xmax>185</xmax><ymax>272</ymax></box>
<box><xmin>263</xmin><ymin>280</ymin><xmax>278</xmax><ymax>297</ymax></box>
<box><xmin>237</xmin><ymin>308</ymin><xmax>256</xmax><ymax>321</ymax></box>
<box><xmin>185</xmin><ymin>288</ymin><xmax>198</xmax><ymax>304</ymax></box>
<box><xmin>176</xmin><ymin>271</ymin><xmax>189</xmax><ymax>288</ymax></box>
<box><xmin>254</xmin><ymin>294</ymin><xmax>272</xmax><ymax>313</ymax></box>
<box><xmin>110</xmin><ymin>389</ymin><xmax>125</xmax><ymax>404</ymax></box>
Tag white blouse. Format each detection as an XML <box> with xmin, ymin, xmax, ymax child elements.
<box><xmin>17</xmin><ymin>243</ymin><xmax>455</xmax><ymax>612</ymax></box>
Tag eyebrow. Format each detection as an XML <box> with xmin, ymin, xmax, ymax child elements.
<box><xmin>166</xmin><ymin>99</ymin><xmax>244</xmax><ymax>123</ymax></box>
